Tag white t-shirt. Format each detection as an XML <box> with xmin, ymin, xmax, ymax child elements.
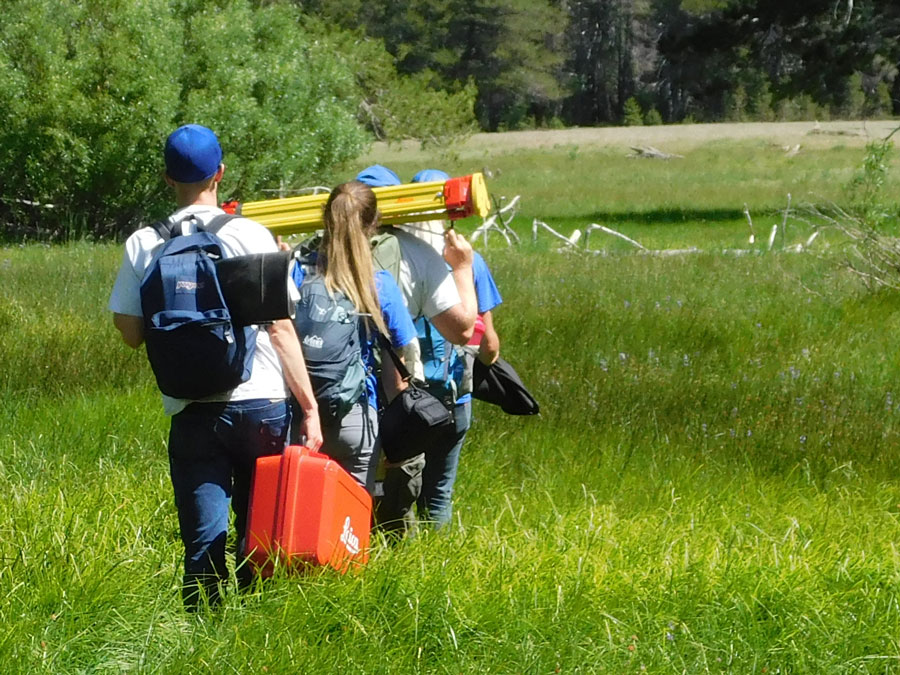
<box><xmin>108</xmin><ymin>204</ymin><xmax>288</xmax><ymax>416</ymax></box>
<box><xmin>390</xmin><ymin>228</ymin><xmax>460</xmax><ymax>320</ymax></box>
<box><xmin>397</xmin><ymin>219</ymin><xmax>445</xmax><ymax>254</ymax></box>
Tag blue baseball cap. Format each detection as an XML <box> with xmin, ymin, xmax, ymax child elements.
<box><xmin>355</xmin><ymin>164</ymin><xmax>401</xmax><ymax>187</ymax></box>
<box><xmin>412</xmin><ymin>169</ymin><xmax>450</xmax><ymax>183</ymax></box>
<box><xmin>164</xmin><ymin>124</ymin><xmax>223</xmax><ymax>183</ymax></box>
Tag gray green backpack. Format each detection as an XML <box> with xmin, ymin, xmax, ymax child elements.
<box><xmin>370</xmin><ymin>228</ymin><xmax>402</xmax><ymax>281</ymax></box>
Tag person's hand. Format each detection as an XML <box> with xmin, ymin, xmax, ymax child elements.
<box><xmin>300</xmin><ymin>410</ymin><xmax>323</xmax><ymax>452</ymax></box>
<box><xmin>476</xmin><ymin>349</ymin><xmax>499</xmax><ymax>366</ymax></box>
<box><xmin>443</xmin><ymin>229</ymin><xmax>473</xmax><ymax>270</ymax></box>
<box><xmin>276</xmin><ymin>235</ymin><xmax>291</xmax><ymax>252</ymax></box>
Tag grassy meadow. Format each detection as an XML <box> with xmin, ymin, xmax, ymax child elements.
<box><xmin>4</xmin><ymin>121</ymin><xmax>900</xmax><ymax>672</ymax></box>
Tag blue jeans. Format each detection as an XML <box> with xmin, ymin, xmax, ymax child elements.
<box><xmin>168</xmin><ymin>398</ymin><xmax>290</xmax><ymax>610</ymax></box>
<box><xmin>417</xmin><ymin>401</ymin><xmax>472</xmax><ymax>529</ymax></box>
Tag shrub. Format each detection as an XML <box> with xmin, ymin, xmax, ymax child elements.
<box><xmin>547</xmin><ymin>116</ymin><xmax>567</xmax><ymax>130</ymax></box>
<box><xmin>724</xmin><ymin>85</ymin><xmax>748</xmax><ymax>122</ymax></box>
<box><xmin>384</xmin><ymin>75</ymin><xmax>478</xmax><ymax>148</ymax></box>
<box><xmin>0</xmin><ymin>0</ymin><xmax>476</xmax><ymax>242</ymax></box>
<box><xmin>644</xmin><ymin>109</ymin><xmax>664</xmax><ymax>126</ymax></box>
<box><xmin>866</xmin><ymin>82</ymin><xmax>894</xmax><ymax>119</ymax></box>
<box><xmin>0</xmin><ymin>0</ymin><xmax>181</xmax><ymax>240</ymax></box>
<box><xmin>801</xmin><ymin>127</ymin><xmax>900</xmax><ymax>291</ymax></box>
<box><xmin>748</xmin><ymin>79</ymin><xmax>774</xmax><ymax>121</ymax></box>
<box><xmin>622</xmin><ymin>97</ymin><xmax>643</xmax><ymax>126</ymax></box>
<box><xmin>174</xmin><ymin>2</ymin><xmax>368</xmax><ymax>204</ymax></box>
<box><xmin>776</xmin><ymin>96</ymin><xmax>823</xmax><ymax>122</ymax></box>
<box><xmin>307</xmin><ymin>24</ymin><xmax>477</xmax><ymax>148</ymax></box>
<box><xmin>836</xmin><ymin>72</ymin><xmax>866</xmax><ymax>120</ymax></box>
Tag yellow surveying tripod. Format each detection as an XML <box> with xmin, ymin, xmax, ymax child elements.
<box><xmin>223</xmin><ymin>173</ymin><xmax>491</xmax><ymax>236</ymax></box>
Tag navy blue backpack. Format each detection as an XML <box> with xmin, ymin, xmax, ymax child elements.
<box><xmin>140</xmin><ymin>213</ymin><xmax>257</xmax><ymax>399</ymax></box>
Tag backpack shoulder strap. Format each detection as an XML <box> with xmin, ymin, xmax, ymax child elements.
<box><xmin>150</xmin><ymin>212</ymin><xmax>219</xmax><ymax>241</ymax></box>
<box><xmin>292</xmin><ymin>234</ymin><xmax>322</xmax><ymax>264</ymax></box>
<box><xmin>291</xmin><ymin>237</ymin><xmax>321</xmax><ymax>279</ymax></box>
<box><xmin>299</xmin><ymin>271</ymin><xmax>326</xmax><ymax>293</ymax></box>
<box><xmin>423</xmin><ymin>318</ymin><xmax>452</xmax><ymax>376</ymax></box>
<box><xmin>202</xmin><ymin>213</ymin><xmax>239</xmax><ymax>234</ymax></box>
<box><xmin>376</xmin><ymin>330</ymin><xmax>412</xmax><ymax>382</ymax></box>
<box><xmin>149</xmin><ymin>219</ymin><xmax>175</xmax><ymax>242</ymax></box>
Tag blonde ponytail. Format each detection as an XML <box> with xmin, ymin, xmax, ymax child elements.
<box><xmin>320</xmin><ymin>182</ymin><xmax>389</xmax><ymax>337</ymax></box>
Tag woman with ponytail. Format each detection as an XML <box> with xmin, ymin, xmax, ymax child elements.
<box><xmin>290</xmin><ymin>181</ymin><xmax>416</xmax><ymax>492</ymax></box>
<box><xmin>320</xmin><ymin>181</ymin><xmax>390</xmax><ymax>338</ymax></box>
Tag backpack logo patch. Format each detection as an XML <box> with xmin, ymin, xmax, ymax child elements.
<box><xmin>303</xmin><ymin>334</ymin><xmax>324</xmax><ymax>350</ymax></box>
<box><xmin>175</xmin><ymin>279</ymin><xmax>203</xmax><ymax>292</ymax></box>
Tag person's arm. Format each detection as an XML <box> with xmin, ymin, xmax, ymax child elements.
<box><xmin>477</xmin><ymin>309</ymin><xmax>500</xmax><ymax>365</ymax></box>
<box><xmin>432</xmin><ymin>229</ymin><xmax>476</xmax><ymax>345</ymax></box>
<box><xmin>266</xmin><ymin>318</ymin><xmax>323</xmax><ymax>451</ymax></box>
<box><xmin>113</xmin><ymin>313</ymin><xmax>144</xmax><ymax>349</ymax></box>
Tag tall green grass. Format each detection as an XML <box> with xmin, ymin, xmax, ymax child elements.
<box><xmin>3</xmin><ymin>134</ymin><xmax>900</xmax><ymax>672</ymax></box>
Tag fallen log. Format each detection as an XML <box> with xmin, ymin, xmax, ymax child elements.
<box><xmin>628</xmin><ymin>145</ymin><xmax>683</xmax><ymax>160</ymax></box>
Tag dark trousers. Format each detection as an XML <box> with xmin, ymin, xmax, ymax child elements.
<box><xmin>374</xmin><ymin>400</ymin><xmax>472</xmax><ymax>534</ymax></box>
<box><xmin>168</xmin><ymin>398</ymin><xmax>290</xmax><ymax>610</ymax></box>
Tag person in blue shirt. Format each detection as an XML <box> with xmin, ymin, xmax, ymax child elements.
<box><xmin>289</xmin><ymin>181</ymin><xmax>416</xmax><ymax>493</ymax></box>
<box><xmin>398</xmin><ymin>168</ymin><xmax>503</xmax><ymax>529</ymax></box>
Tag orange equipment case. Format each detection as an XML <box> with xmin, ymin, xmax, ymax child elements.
<box><xmin>244</xmin><ymin>445</ymin><xmax>372</xmax><ymax>575</ymax></box>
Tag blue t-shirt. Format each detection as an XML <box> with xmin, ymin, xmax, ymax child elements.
<box><xmin>454</xmin><ymin>253</ymin><xmax>502</xmax><ymax>404</ymax></box>
<box><xmin>365</xmin><ymin>270</ymin><xmax>416</xmax><ymax>409</ymax></box>
<box><xmin>416</xmin><ymin>252</ymin><xmax>502</xmax><ymax>406</ymax></box>
<box><xmin>473</xmin><ymin>252</ymin><xmax>502</xmax><ymax>314</ymax></box>
<box><xmin>291</xmin><ymin>263</ymin><xmax>415</xmax><ymax>410</ymax></box>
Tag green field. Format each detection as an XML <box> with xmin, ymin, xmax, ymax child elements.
<box><xmin>361</xmin><ymin>120</ymin><xmax>900</xmax><ymax>252</ymax></box>
<box><xmin>3</xmin><ymin>122</ymin><xmax>900</xmax><ymax>672</ymax></box>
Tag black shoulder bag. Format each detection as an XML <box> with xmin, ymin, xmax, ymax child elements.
<box><xmin>376</xmin><ymin>332</ymin><xmax>454</xmax><ymax>463</ymax></box>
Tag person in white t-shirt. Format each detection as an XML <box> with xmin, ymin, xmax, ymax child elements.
<box><xmin>109</xmin><ymin>124</ymin><xmax>321</xmax><ymax>610</ymax></box>
<box><xmin>354</xmin><ymin>164</ymin><xmax>476</xmax><ymax>535</ymax></box>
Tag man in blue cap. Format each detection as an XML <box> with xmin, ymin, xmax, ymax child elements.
<box><xmin>354</xmin><ymin>164</ymin><xmax>477</xmax><ymax>534</ymax></box>
<box><xmin>109</xmin><ymin>124</ymin><xmax>322</xmax><ymax>609</ymax></box>
<box><xmin>354</xmin><ymin>165</ymin><xmax>475</xmax><ymax>346</ymax></box>
<box><xmin>402</xmin><ymin>169</ymin><xmax>503</xmax><ymax>529</ymax></box>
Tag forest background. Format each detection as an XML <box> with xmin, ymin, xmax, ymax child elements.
<box><xmin>1</xmin><ymin>0</ymin><xmax>898</xmax><ymax>241</ymax></box>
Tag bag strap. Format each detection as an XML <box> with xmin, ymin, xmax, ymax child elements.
<box><xmin>375</xmin><ymin>329</ymin><xmax>413</xmax><ymax>383</ymax></box>
<box><xmin>204</xmin><ymin>213</ymin><xmax>237</xmax><ymax>234</ymax></box>
<box><xmin>149</xmin><ymin>218</ymin><xmax>176</xmax><ymax>242</ymax></box>
<box><xmin>149</xmin><ymin>212</ymin><xmax>236</xmax><ymax>242</ymax></box>
<box><xmin>291</xmin><ymin>234</ymin><xmax>322</xmax><ymax>267</ymax></box>
<box><xmin>423</xmin><ymin>318</ymin><xmax>457</xmax><ymax>388</ymax></box>
<box><xmin>423</xmin><ymin>318</ymin><xmax>452</xmax><ymax>366</ymax></box>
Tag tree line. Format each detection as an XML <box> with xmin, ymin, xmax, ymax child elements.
<box><xmin>308</xmin><ymin>0</ymin><xmax>899</xmax><ymax>130</ymax></box>
<box><xmin>1</xmin><ymin>0</ymin><xmax>897</xmax><ymax>240</ymax></box>
<box><xmin>0</xmin><ymin>0</ymin><xmax>474</xmax><ymax>239</ymax></box>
